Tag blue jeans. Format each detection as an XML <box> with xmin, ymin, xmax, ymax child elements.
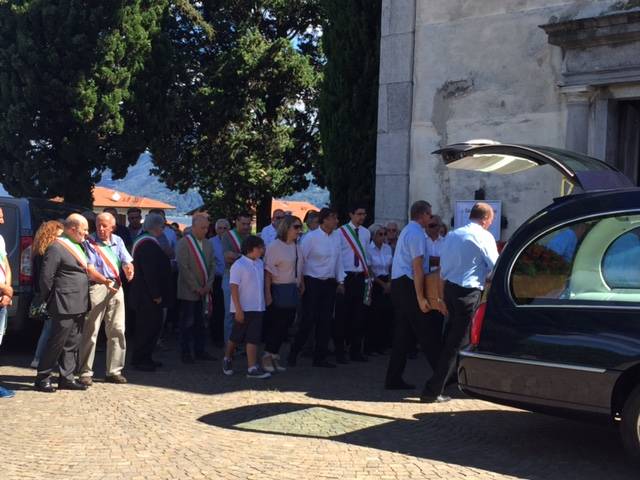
<box><xmin>0</xmin><ymin>307</ymin><xmax>6</xmax><ymax>346</ymax></box>
<box><xmin>222</xmin><ymin>272</ymin><xmax>233</xmax><ymax>344</ymax></box>
<box><xmin>33</xmin><ymin>317</ymin><xmax>52</xmax><ymax>361</ymax></box>
<box><xmin>179</xmin><ymin>299</ymin><xmax>206</xmax><ymax>356</ymax></box>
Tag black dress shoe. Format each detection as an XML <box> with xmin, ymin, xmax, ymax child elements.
<box><xmin>312</xmin><ymin>360</ymin><xmax>337</xmax><ymax>368</ymax></box>
<box><xmin>34</xmin><ymin>380</ymin><xmax>56</xmax><ymax>393</ymax></box>
<box><xmin>385</xmin><ymin>381</ymin><xmax>416</xmax><ymax>390</ymax></box>
<box><xmin>350</xmin><ymin>353</ymin><xmax>368</xmax><ymax>362</ymax></box>
<box><xmin>58</xmin><ymin>380</ymin><xmax>88</xmax><ymax>391</ymax></box>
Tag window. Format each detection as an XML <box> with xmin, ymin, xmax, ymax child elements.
<box><xmin>511</xmin><ymin>214</ymin><xmax>640</xmax><ymax>306</ymax></box>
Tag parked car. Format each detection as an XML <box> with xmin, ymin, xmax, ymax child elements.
<box><xmin>434</xmin><ymin>141</ymin><xmax>640</xmax><ymax>460</ymax></box>
<box><xmin>0</xmin><ymin>197</ymin><xmax>83</xmax><ymax>335</ymax></box>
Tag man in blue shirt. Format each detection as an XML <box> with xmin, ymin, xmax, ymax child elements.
<box><xmin>421</xmin><ymin>202</ymin><xmax>499</xmax><ymax>403</ymax></box>
<box><xmin>78</xmin><ymin>212</ymin><xmax>134</xmax><ymax>386</ymax></box>
<box><xmin>209</xmin><ymin>218</ymin><xmax>230</xmax><ymax>347</ymax></box>
<box><xmin>385</xmin><ymin>200</ymin><xmax>443</xmax><ymax>391</ymax></box>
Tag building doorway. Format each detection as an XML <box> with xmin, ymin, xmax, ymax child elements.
<box><xmin>617</xmin><ymin>100</ymin><xmax>640</xmax><ymax>185</ymax></box>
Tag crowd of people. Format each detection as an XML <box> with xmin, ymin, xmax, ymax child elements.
<box><xmin>0</xmin><ymin>199</ymin><xmax>499</xmax><ymax>402</ymax></box>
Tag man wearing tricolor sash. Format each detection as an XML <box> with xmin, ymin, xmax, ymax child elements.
<box><xmin>334</xmin><ymin>202</ymin><xmax>372</xmax><ymax>363</ymax></box>
<box><xmin>220</xmin><ymin>212</ymin><xmax>252</xmax><ymax>343</ymax></box>
<box><xmin>176</xmin><ymin>213</ymin><xmax>217</xmax><ymax>363</ymax></box>
<box><xmin>78</xmin><ymin>213</ymin><xmax>134</xmax><ymax>386</ymax></box>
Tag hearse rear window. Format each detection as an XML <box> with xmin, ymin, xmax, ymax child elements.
<box><xmin>511</xmin><ymin>214</ymin><xmax>640</xmax><ymax>305</ymax></box>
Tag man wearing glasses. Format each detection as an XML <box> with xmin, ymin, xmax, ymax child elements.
<box><xmin>260</xmin><ymin>209</ymin><xmax>286</xmax><ymax>247</ymax></box>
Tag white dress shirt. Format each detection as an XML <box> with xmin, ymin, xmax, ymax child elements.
<box><xmin>440</xmin><ymin>222</ymin><xmax>499</xmax><ymax>290</ymax></box>
<box><xmin>424</xmin><ymin>234</ymin><xmax>445</xmax><ymax>273</ymax></box>
<box><xmin>260</xmin><ymin>223</ymin><xmax>278</xmax><ymax>247</ymax></box>
<box><xmin>391</xmin><ymin>221</ymin><xmax>427</xmax><ymax>280</ymax></box>
<box><xmin>229</xmin><ymin>255</ymin><xmax>265</xmax><ymax>312</ymax></box>
<box><xmin>338</xmin><ymin>222</ymin><xmax>371</xmax><ymax>274</ymax></box>
<box><xmin>367</xmin><ymin>242</ymin><xmax>392</xmax><ymax>278</ymax></box>
<box><xmin>301</xmin><ymin>227</ymin><xmax>345</xmax><ymax>282</ymax></box>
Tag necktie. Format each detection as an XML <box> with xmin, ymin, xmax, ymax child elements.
<box><xmin>354</xmin><ymin>227</ymin><xmax>360</xmax><ymax>268</ymax></box>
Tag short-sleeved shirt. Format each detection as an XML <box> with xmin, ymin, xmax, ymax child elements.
<box><xmin>260</xmin><ymin>224</ymin><xmax>277</xmax><ymax>247</ymax></box>
<box><xmin>338</xmin><ymin>222</ymin><xmax>371</xmax><ymax>274</ymax></box>
<box><xmin>86</xmin><ymin>233</ymin><xmax>133</xmax><ymax>280</ymax></box>
<box><xmin>391</xmin><ymin>221</ymin><xmax>427</xmax><ymax>280</ymax></box>
<box><xmin>264</xmin><ymin>239</ymin><xmax>303</xmax><ymax>285</ymax></box>
<box><xmin>440</xmin><ymin>222</ymin><xmax>499</xmax><ymax>290</ymax></box>
<box><xmin>229</xmin><ymin>255</ymin><xmax>265</xmax><ymax>312</ymax></box>
<box><xmin>367</xmin><ymin>242</ymin><xmax>392</xmax><ymax>278</ymax></box>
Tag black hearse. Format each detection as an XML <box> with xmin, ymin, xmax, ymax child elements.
<box><xmin>435</xmin><ymin>141</ymin><xmax>640</xmax><ymax>460</ymax></box>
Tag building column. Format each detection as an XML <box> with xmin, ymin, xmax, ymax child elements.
<box><xmin>561</xmin><ymin>85</ymin><xmax>594</xmax><ymax>154</ymax></box>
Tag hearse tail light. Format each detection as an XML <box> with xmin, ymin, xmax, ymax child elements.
<box><xmin>470</xmin><ymin>283</ymin><xmax>491</xmax><ymax>347</ymax></box>
<box><xmin>19</xmin><ymin>236</ymin><xmax>33</xmax><ymax>285</ymax></box>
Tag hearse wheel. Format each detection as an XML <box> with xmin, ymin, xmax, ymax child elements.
<box><xmin>621</xmin><ymin>384</ymin><xmax>640</xmax><ymax>462</ymax></box>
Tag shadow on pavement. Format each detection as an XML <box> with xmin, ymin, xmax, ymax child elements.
<box><xmin>198</xmin><ymin>402</ymin><xmax>637</xmax><ymax>480</ymax></box>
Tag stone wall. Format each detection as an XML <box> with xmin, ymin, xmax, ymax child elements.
<box><xmin>375</xmin><ymin>0</ymin><xmax>632</xmax><ymax>239</ymax></box>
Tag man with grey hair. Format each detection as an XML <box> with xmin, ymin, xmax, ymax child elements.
<box><xmin>129</xmin><ymin>213</ymin><xmax>175</xmax><ymax>371</ymax></box>
<box><xmin>209</xmin><ymin>218</ymin><xmax>230</xmax><ymax>346</ymax></box>
<box><xmin>78</xmin><ymin>212</ymin><xmax>134</xmax><ymax>386</ymax></box>
<box><xmin>35</xmin><ymin>213</ymin><xmax>93</xmax><ymax>392</ymax></box>
<box><xmin>176</xmin><ymin>213</ymin><xmax>217</xmax><ymax>363</ymax></box>
<box><xmin>386</xmin><ymin>222</ymin><xmax>400</xmax><ymax>254</ymax></box>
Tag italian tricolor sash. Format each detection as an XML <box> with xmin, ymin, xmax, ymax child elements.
<box><xmin>56</xmin><ymin>236</ymin><xmax>88</xmax><ymax>270</ymax></box>
<box><xmin>185</xmin><ymin>234</ymin><xmax>208</xmax><ymax>285</ymax></box>
<box><xmin>227</xmin><ymin>229</ymin><xmax>242</xmax><ymax>253</ymax></box>
<box><xmin>339</xmin><ymin>225</ymin><xmax>373</xmax><ymax>306</ymax></box>
<box><xmin>132</xmin><ymin>233</ymin><xmax>159</xmax><ymax>256</ymax></box>
<box><xmin>87</xmin><ymin>236</ymin><xmax>121</xmax><ymax>282</ymax></box>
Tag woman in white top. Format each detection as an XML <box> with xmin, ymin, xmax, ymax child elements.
<box><xmin>263</xmin><ymin>215</ymin><xmax>304</xmax><ymax>372</ymax></box>
<box><xmin>365</xmin><ymin>224</ymin><xmax>394</xmax><ymax>354</ymax></box>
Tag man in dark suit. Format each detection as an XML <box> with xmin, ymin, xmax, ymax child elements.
<box><xmin>35</xmin><ymin>214</ymin><xmax>98</xmax><ymax>392</ymax></box>
<box><xmin>130</xmin><ymin>213</ymin><xmax>175</xmax><ymax>371</ymax></box>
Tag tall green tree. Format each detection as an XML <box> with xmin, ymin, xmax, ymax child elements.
<box><xmin>318</xmin><ymin>0</ymin><xmax>380</xmax><ymax>221</ymax></box>
<box><xmin>0</xmin><ymin>1</ymin><xmax>166</xmax><ymax>206</ymax></box>
<box><xmin>141</xmin><ymin>1</ymin><xmax>323</xmax><ymax>227</ymax></box>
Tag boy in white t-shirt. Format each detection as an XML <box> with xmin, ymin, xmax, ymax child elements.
<box><xmin>222</xmin><ymin>235</ymin><xmax>269</xmax><ymax>379</ymax></box>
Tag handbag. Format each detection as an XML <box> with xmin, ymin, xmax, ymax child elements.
<box><xmin>271</xmin><ymin>283</ymin><xmax>300</xmax><ymax>309</ymax></box>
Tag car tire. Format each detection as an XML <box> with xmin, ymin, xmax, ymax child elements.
<box><xmin>621</xmin><ymin>384</ymin><xmax>640</xmax><ymax>462</ymax></box>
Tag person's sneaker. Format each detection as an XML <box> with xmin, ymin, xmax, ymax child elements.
<box><xmin>0</xmin><ymin>385</ymin><xmax>15</xmax><ymax>398</ymax></box>
<box><xmin>222</xmin><ymin>357</ymin><xmax>234</xmax><ymax>376</ymax></box>
<box><xmin>272</xmin><ymin>355</ymin><xmax>286</xmax><ymax>372</ymax></box>
<box><xmin>30</xmin><ymin>358</ymin><xmax>39</xmax><ymax>369</ymax></box>
<box><xmin>262</xmin><ymin>353</ymin><xmax>275</xmax><ymax>373</ymax></box>
<box><xmin>246</xmin><ymin>366</ymin><xmax>271</xmax><ymax>379</ymax></box>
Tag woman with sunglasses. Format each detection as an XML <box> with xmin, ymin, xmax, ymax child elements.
<box><xmin>263</xmin><ymin>215</ymin><xmax>305</xmax><ymax>372</ymax></box>
<box><xmin>365</xmin><ymin>224</ymin><xmax>394</xmax><ymax>355</ymax></box>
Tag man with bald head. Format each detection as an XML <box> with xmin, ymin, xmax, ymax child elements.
<box><xmin>35</xmin><ymin>213</ymin><xmax>93</xmax><ymax>392</ymax></box>
<box><xmin>421</xmin><ymin>202</ymin><xmax>499</xmax><ymax>403</ymax></box>
<box><xmin>78</xmin><ymin>212</ymin><xmax>134</xmax><ymax>385</ymax></box>
<box><xmin>176</xmin><ymin>213</ymin><xmax>218</xmax><ymax>363</ymax></box>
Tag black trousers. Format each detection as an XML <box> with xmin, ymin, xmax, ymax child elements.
<box><xmin>264</xmin><ymin>304</ymin><xmax>296</xmax><ymax>355</ymax></box>
<box><xmin>133</xmin><ymin>299</ymin><xmax>163</xmax><ymax>365</ymax></box>
<box><xmin>334</xmin><ymin>272</ymin><xmax>366</xmax><ymax>357</ymax></box>
<box><xmin>210</xmin><ymin>275</ymin><xmax>225</xmax><ymax>346</ymax></box>
<box><xmin>365</xmin><ymin>276</ymin><xmax>393</xmax><ymax>353</ymax></box>
<box><xmin>37</xmin><ymin>313</ymin><xmax>84</xmax><ymax>383</ymax></box>
<box><xmin>291</xmin><ymin>276</ymin><xmax>337</xmax><ymax>362</ymax></box>
<box><xmin>385</xmin><ymin>276</ymin><xmax>444</xmax><ymax>386</ymax></box>
<box><xmin>425</xmin><ymin>281</ymin><xmax>481</xmax><ymax>396</ymax></box>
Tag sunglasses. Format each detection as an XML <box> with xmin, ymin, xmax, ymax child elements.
<box><xmin>292</xmin><ymin>225</ymin><xmax>302</xmax><ymax>230</ymax></box>
<box><xmin>427</xmin><ymin>224</ymin><xmax>439</xmax><ymax>229</ymax></box>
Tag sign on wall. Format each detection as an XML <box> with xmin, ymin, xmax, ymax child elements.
<box><xmin>454</xmin><ymin>200</ymin><xmax>502</xmax><ymax>241</ymax></box>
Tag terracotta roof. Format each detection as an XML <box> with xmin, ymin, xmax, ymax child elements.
<box><xmin>92</xmin><ymin>186</ymin><xmax>175</xmax><ymax>210</ymax></box>
<box><xmin>272</xmin><ymin>199</ymin><xmax>319</xmax><ymax>219</ymax></box>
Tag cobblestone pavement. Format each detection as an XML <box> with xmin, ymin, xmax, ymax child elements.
<box><xmin>1</xmin><ymin>342</ymin><xmax>637</xmax><ymax>480</ymax></box>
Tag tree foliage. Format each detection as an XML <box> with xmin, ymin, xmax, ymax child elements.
<box><xmin>0</xmin><ymin>0</ymin><xmax>167</xmax><ymax>206</ymax></box>
<box><xmin>140</xmin><ymin>1</ymin><xmax>323</xmax><ymax>225</ymax></box>
<box><xmin>318</xmin><ymin>0</ymin><xmax>381</xmax><ymax>221</ymax></box>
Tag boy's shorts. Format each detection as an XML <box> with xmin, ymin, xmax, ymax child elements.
<box><xmin>230</xmin><ymin>311</ymin><xmax>263</xmax><ymax>345</ymax></box>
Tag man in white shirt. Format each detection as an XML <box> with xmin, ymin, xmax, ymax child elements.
<box><xmin>425</xmin><ymin>215</ymin><xmax>445</xmax><ymax>273</ymax></box>
<box><xmin>260</xmin><ymin>209</ymin><xmax>285</xmax><ymax>247</ymax></box>
<box><xmin>334</xmin><ymin>202</ymin><xmax>371</xmax><ymax>362</ymax></box>
<box><xmin>421</xmin><ymin>202</ymin><xmax>499</xmax><ymax>403</ymax></box>
<box><xmin>288</xmin><ymin>208</ymin><xmax>344</xmax><ymax>368</ymax></box>
<box><xmin>385</xmin><ymin>201</ymin><xmax>443</xmax><ymax>392</ymax></box>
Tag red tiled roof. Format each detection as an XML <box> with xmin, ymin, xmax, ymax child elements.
<box><xmin>92</xmin><ymin>186</ymin><xmax>175</xmax><ymax>210</ymax></box>
<box><xmin>272</xmin><ymin>199</ymin><xmax>319</xmax><ymax>219</ymax></box>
